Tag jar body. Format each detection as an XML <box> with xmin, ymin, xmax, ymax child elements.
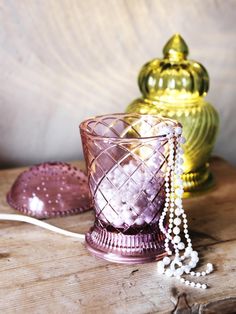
<box><xmin>79</xmin><ymin>113</ymin><xmax>179</xmax><ymax>263</ymax></box>
<box><xmin>126</xmin><ymin>98</ymin><xmax>219</xmax><ymax>195</ymax></box>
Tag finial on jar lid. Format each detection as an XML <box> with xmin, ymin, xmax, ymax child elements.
<box><xmin>163</xmin><ymin>33</ymin><xmax>189</xmax><ymax>61</ymax></box>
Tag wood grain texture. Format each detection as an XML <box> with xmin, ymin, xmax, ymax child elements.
<box><xmin>0</xmin><ymin>158</ymin><xmax>236</xmax><ymax>313</ymax></box>
<box><xmin>0</xmin><ymin>0</ymin><xmax>236</xmax><ymax>169</ymax></box>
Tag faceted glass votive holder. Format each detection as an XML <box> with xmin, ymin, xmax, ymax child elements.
<box><xmin>80</xmin><ymin>113</ymin><xmax>178</xmax><ymax>264</ymax></box>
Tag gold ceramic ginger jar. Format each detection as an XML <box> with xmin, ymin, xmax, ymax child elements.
<box><xmin>126</xmin><ymin>34</ymin><xmax>219</xmax><ymax>197</ymax></box>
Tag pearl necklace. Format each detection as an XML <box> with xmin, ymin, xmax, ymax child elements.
<box><xmin>158</xmin><ymin>125</ymin><xmax>214</xmax><ymax>289</ymax></box>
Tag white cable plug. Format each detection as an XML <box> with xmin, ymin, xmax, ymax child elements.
<box><xmin>0</xmin><ymin>214</ymin><xmax>85</xmax><ymax>241</ymax></box>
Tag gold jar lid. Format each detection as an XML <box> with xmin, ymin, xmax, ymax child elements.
<box><xmin>138</xmin><ymin>34</ymin><xmax>209</xmax><ymax>102</ymax></box>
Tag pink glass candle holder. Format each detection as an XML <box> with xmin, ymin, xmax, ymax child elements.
<box><xmin>80</xmin><ymin>113</ymin><xmax>179</xmax><ymax>264</ymax></box>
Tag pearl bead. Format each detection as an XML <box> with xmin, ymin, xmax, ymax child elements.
<box><xmin>177</xmin><ymin>242</ymin><xmax>185</xmax><ymax>250</ymax></box>
<box><xmin>173</xmin><ymin>235</ymin><xmax>181</xmax><ymax>243</ymax></box>
<box><xmin>176</xmin><ymin>168</ymin><xmax>184</xmax><ymax>175</ymax></box>
<box><xmin>207</xmin><ymin>263</ymin><xmax>213</xmax><ymax>271</ymax></box>
<box><xmin>175</xmin><ymin>188</ymin><xmax>183</xmax><ymax>196</ymax></box>
<box><xmin>189</xmin><ymin>261</ymin><xmax>197</xmax><ymax>268</ymax></box>
<box><xmin>201</xmin><ymin>271</ymin><xmax>206</xmax><ymax>276</ymax></box>
<box><xmin>179</xmin><ymin>137</ymin><xmax>186</xmax><ymax>144</ymax></box>
<box><xmin>190</xmin><ymin>282</ymin><xmax>195</xmax><ymax>287</ymax></box>
<box><xmin>185</xmin><ymin>280</ymin><xmax>190</xmax><ymax>285</ymax></box>
<box><xmin>175</xmin><ymin>198</ymin><xmax>182</xmax><ymax>206</ymax></box>
<box><xmin>174</xmin><ymin>217</ymin><xmax>181</xmax><ymax>226</ymax></box>
<box><xmin>175</xmin><ymin>268</ymin><xmax>184</xmax><ymax>276</ymax></box>
<box><xmin>175</xmin><ymin>127</ymin><xmax>182</xmax><ymax>135</ymax></box>
<box><xmin>190</xmin><ymin>271</ymin><xmax>195</xmax><ymax>276</ymax></box>
<box><xmin>196</xmin><ymin>283</ymin><xmax>201</xmax><ymax>288</ymax></box>
<box><xmin>196</xmin><ymin>272</ymin><xmax>201</xmax><ymax>277</ymax></box>
<box><xmin>178</xmin><ymin>148</ymin><xmax>184</xmax><ymax>154</ymax></box>
<box><xmin>173</xmin><ymin>227</ymin><xmax>180</xmax><ymax>235</ymax></box>
<box><xmin>163</xmin><ymin>257</ymin><xmax>171</xmax><ymax>265</ymax></box>
<box><xmin>175</xmin><ymin>208</ymin><xmax>182</xmax><ymax>216</ymax></box>
<box><xmin>192</xmin><ymin>257</ymin><xmax>199</xmax><ymax>264</ymax></box>
<box><xmin>202</xmin><ymin>284</ymin><xmax>207</xmax><ymax>289</ymax></box>
<box><xmin>185</xmin><ymin>247</ymin><xmax>193</xmax><ymax>255</ymax></box>
<box><xmin>176</xmin><ymin>178</ymin><xmax>183</xmax><ymax>186</ymax></box>
<box><xmin>180</xmin><ymin>278</ymin><xmax>185</xmax><ymax>283</ymax></box>
<box><xmin>191</xmin><ymin>250</ymin><xmax>198</xmax><ymax>257</ymax></box>
<box><xmin>177</xmin><ymin>158</ymin><xmax>184</xmax><ymax>165</ymax></box>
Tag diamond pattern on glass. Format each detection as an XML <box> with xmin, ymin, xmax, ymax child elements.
<box><xmin>81</xmin><ymin>114</ymin><xmax>177</xmax><ymax>234</ymax></box>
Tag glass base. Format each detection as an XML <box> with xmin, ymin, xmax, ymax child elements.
<box><xmin>183</xmin><ymin>163</ymin><xmax>215</xmax><ymax>198</ymax></box>
<box><xmin>85</xmin><ymin>225</ymin><xmax>167</xmax><ymax>264</ymax></box>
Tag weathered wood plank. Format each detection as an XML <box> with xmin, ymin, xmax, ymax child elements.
<box><xmin>0</xmin><ymin>158</ymin><xmax>236</xmax><ymax>313</ymax></box>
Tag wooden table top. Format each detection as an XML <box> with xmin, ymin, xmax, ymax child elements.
<box><xmin>0</xmin><ymin>158</ymin><xmax>236</xmax><ymax>314</ymax></box>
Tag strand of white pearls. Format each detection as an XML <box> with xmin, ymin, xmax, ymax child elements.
<box><xmin>158</xmin><ymin>124</ymin><xmax>214</xmax><ymax>289</ymax></box>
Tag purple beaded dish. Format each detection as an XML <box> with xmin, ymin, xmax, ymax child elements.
<box><xmin>7</xmin><ymin>162</ymin><xmax>92</xmax><ymax>218</ymax></box>
<box><xmin>80</xmin><ymin>113</ymin><xmax>179</xmax><ymax>264</ymax></box>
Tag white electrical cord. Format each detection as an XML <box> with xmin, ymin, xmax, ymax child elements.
<box><xmin>0</xmin><ymin>214</ymin><xmax>85</xmax><ymax>241</ymax></box>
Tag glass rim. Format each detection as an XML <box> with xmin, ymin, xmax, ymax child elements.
<box><xmin>79</xmin><ymin>113</ymin><xmax>181</xmax><ymax>141</ymax></box>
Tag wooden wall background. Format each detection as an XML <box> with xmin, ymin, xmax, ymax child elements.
<box><xmin>0</xmin><ymin>0</ymin><xmax>235</xmax><ymax>168</ymax></box>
